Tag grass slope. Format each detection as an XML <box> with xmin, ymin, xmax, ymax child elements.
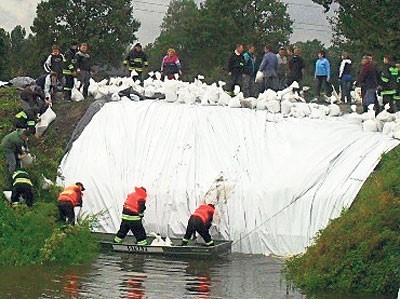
<box><xmin>0</xmin><ymin>87</ymin><xmax>99</xmax><ymax>265</ymax></box>
<box><xmin>286</xmin><ymin>146</ymin><xmax>400</xmax><ymax>296</ymax></box>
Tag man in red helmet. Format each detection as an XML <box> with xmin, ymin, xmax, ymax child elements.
<box><xmin>57</xmin><ymin>182</ymin><xmax>85</xmax><ymax>225</ymax></box>
<box><xmin>181</xmin><ymin>203</ymin><xmax>215</xmax><ymax>246</ymax></box>
<box><xmin>114</xmin><ymin>186</ymin><xmax>148</xmax><ymax>245</ymax></box>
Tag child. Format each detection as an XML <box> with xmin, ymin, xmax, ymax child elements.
<box><xmin>43</xmin><ymin>44</ymin><xmax>64</xmax><ymax>81</ymax></box>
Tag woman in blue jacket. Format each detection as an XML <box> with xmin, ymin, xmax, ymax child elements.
<box><xmin>314</xmin><ymin>50</ymin><xmax>332</xmax><ymax>99</ymax></box>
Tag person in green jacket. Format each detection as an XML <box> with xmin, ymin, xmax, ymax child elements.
<box><xmin>1</xmin><ymin>129</ymin><xmax>30</xmax><ymax>174</ymax></box>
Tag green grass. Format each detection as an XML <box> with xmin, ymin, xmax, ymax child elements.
<box><xmin>0</xmin><ymin>87</ymin><xmax>99</xmax><ymax>266</ymax></box>
<box><xmin>285</xmin><ymin>146</ymin><xmax>400</xmax><ymax>296</ymax></box>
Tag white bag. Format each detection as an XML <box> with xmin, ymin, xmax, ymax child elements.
<box><xmin>36</xmin><ymin>107</ymin><xmax>57</xmax><ymax>136</ymax></box>
<box><xmin>71</xmin><ymin>87</ymin><xmax>84</xmax><ymax>102</ymax></box>
<box><xmin>255</xmin><ymin>71</ymin><xmax>264</xmax><ymax>83</ymax></box>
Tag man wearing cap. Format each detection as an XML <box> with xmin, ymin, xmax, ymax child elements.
<box><xmin>124</xmin><ymin>43</ymin><xmax>148</xmax><ymax>82</ymax></box>
<box><xmin>62</xmin><ymin>41</ymin><xmax>79</xmax><ymax>101</ymax></box>
<box><xmin>57</xmin><ymin>182</ymin><xmax>85</xmax><ymax>225</ymax></box>
<box><xmin>181</xmin><ymin>203</ymin><xmax>215</xmax><ymax>247</ymax></box>
<box><xmin>114</xmin><ymin>187</ymin><xmax>148</xmax><ymax>245</ymax></box>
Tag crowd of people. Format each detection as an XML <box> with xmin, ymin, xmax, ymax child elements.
<box><xmin>226</xmin><ymin>43</ymin><xmax>400</xmax><ymax>113</ymax></box>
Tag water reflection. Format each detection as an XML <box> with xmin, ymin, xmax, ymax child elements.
<box><xmin>0</xmin><ymin>253</ymin><xmax>391</xmax><ymax>299</ymax></box>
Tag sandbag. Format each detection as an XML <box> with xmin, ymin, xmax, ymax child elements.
<box><xmin>36</xmin><ymin>107</ymin><xmax>57</xmax><ymax>136</ymax></box>
<box><xmin>255</xmin><ymin>71</ymin><xmax>264</xmax><ymax>83</ymax></box>
<box><xmin>71</xmin><ymin>87</ymin><xmax>84</xmax><ymax>102</ymax></box>
<box><xmin>3</xmin><ymin>191</ymin><xmax>11</xmax><ymax>203</ymax></box>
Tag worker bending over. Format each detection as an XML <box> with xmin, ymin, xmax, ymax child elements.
<box><xmin>57</xmin><ymin>182</ymin><xmax>85</xmax><ymax>225</ymax></box>
<box><xmin>181</xmin><ymin>203</ymin><xmax>215</xmax><ymax>247</ymax></box>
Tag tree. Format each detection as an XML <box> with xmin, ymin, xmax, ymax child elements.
<box><xmin>31</xmin><ymin>0</ymin><xmax>140</xmax><ymax>69</ymax></box>
<box><xmin>9</xmin><ymin>26</ymin><xmax>29</xmax><ymax>77</ymax></box>
<box><xmin>0</xmin><ymin>28</ymin><xmax>11</xmax><ymax>80</ymax></box>
<box><xmin>147</xmin><ymin>0</ymin><xmax>292</xmax><ymax>81</ymax></box>
<box><xmin>312</xmin><ymin>0</ymin><xmax>399</xmax><ymax>57</ymax></box>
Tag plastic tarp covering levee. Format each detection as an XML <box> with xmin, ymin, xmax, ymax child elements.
<box><xmin>58</xmin><ymin>100</ymin><xmax>399</xmax><ymax>256</ymax></box>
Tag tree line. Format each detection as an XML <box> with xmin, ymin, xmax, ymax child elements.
<box><xmin>0</xmin><ymin>0</ymin><xmax>398</xmax><ymax>88</ymax></box>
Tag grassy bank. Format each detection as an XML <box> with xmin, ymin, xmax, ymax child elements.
<box><xmin>286</xmin><ymin>146</ymin><xmax>400</xmax><ymax>296</ymax></box>
<box><xmin>0</xmin><ymin>87</ymin><xmax>99</xmax><ymax>266</ymax></box>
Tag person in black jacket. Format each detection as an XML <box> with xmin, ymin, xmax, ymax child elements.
<box><xmin>76</xmin><ymin>43</ymin><xmax>93</xmax><ymax>98</ymax></box>
<box><xmin>62</xmin><ymin>41</ymin><xmax>79</xmax><ymax>101</ymax></box>
<box><xmin>124</xmin><ymin>43</ymin><xmax>148</xmax><ymax>82</ymax></box>
<box><xmin>227</xmin><ymin>44</ymin><xmax>245</xmax><ymax>95</ymax></box>
<box><xmin>11</xmin><ymin>169</ymin><xmax>34</xmax><ymax>207</ymax></box>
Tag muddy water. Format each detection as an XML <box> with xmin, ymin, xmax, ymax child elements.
<box><xmin>0</xmin><ymin>253</ymin><xmax>390</xmax><ymax>299</ymax></box>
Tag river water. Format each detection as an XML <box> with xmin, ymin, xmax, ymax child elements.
<box><xmin>0</xmin><ymin>252</ymin><xmax>391</xmax><ymax>299</ymax></box>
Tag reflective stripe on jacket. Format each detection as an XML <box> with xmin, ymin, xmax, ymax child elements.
<box><xmin>12</xmin><ymin>170</ymin><xmax>33</xmax><ymax>186</ymax></box>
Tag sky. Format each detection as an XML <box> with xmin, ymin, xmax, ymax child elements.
<box><xmin>0</xmin><ymin>0</ymin><xmax>333</xmax><ymax>46</ymax></box>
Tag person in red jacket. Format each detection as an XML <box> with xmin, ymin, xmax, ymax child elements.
<box><xmin>57</xmin><ymin>182</ymin><xmax>85</xmax><ymax>225</ymax></box>
<box><xmin>181</xmin><ymin>203</ymin><xmax>215</xmax><ymax>246</ymax></box>
<box><xmin>114</xmin><ymin>186</ymin><xmax>148</xmax><ymax>245</ymax></box>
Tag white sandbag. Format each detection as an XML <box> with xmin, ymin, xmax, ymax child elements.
<box><xmin>393</xmin><ymin>123</ymin><xmax>400</xmax><ymax>140</ymax></box>
<box><xmin>71</xmin><ymin>87</ymin><xmax>84</xmax><ymax>102</ymax></box>
<box><xmin>36</xmin><ymin>107</ymin><xmax>57</xmax><ymax>136</ymax></box>
<box><xmin>310</xmin><ymin>106</ymin><xmax>326</xmax><ymax>119</ymax></box>
<box><xmin>164</xmin><ymin>80</ymin><xmax>178</xmax><ymax>103</ymax></box>
<box><xmin>328</xmin><ymin>104</ymin><xmax>341</xmax><ymax>117</ymax></box>
<box><xmin>376</xmin><ymin>110</ymin><xmax>396</xmax><ymax>122</ymax></box>
<box><xmin>203</xmin><ymin>88</ymin><xmax>219</xmax><ymax>105</ymax></box>
<box><xmin>111</xmin><ymin>93</ymin><xmax>121</xmax><ymax>102</ymax></box>
<box><xmin>228</xmin><ymin>94</ymin><xmax>242</xmax><ymax>108</ymax></box>
<box><xmin>295</xmin><ymin>103</ymin><xmax>311</xmax><ymax>117</ymax></box>
<box><xmin>42</xmin><ymin>174</ymin><xmax>54</xmax><ymax>190</ymax></box>
<box><xmin>255</xmin><ymin>71</ymin><xmax>264</xmax><ymax>83</ymax></box>
<box><xmin>144</xmin><ymin>86</ymin><xmax>155</xmax><ymax>98</ymax></box>
<box><xmin>88</xmin><ymin>78</ymin><xmax>98</xmax><ymax>96</ymax></box>
<box><xmin>19</xmin><ymin>153</ymin><xmax>35</xmax><ymax>167</ymax></box>
<box><xmin>264</xmin><ymin>89</ymin><xmax>278</xmax><ymax>101</ymax></box>
<box><xmin>255</xmin><ymin>99</ymin><xmax>267</xmax><ymax>110</ymax></box>
<box><xmin>3</xmin><ymin>191</ymin><xmax>12</xmax><ymax>203</ymax></box>
<box><xmin>362</xmin><ymin>120</ymin><xmax>378</xmax><ymax>132</ymax></box>
<box><xmin>382</xmin><ymin>122</ymin><xmax>395</xmax><ymax>137</ymax></box>
<box><xmin>218</xmin><ymin>92</ymin><xmax>231</xmax><ymax>106</ymax></box>
<box><xmin>281</xmin><ymin>100</ymin><xmax>294</xmax><ymax>115</ymax></box>
<box><xmin>265</xmin><ymin>99</ymin><xmax>281</xmax><ymax>113</ymax></box>
<box><xmin>185</xmin><ymin>93</ymin><xmax>197</xmax><ymax>105</ymax></box>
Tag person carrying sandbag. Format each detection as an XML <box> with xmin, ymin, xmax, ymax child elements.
<box><xmin>57</xmin><ymin>182</ymin><xmax>85</xmax><ymax>225</ymax></box>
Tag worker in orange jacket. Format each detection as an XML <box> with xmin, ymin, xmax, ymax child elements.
<box><xmin>181</xmin><ymin>203</ymin><xmax>215</xmax><ymax>246</ymax></box>
<box><xmin>57</xmin><ymin>182</ymin><xmax>85</xmax><ymax>225</ymax></box>
<box><xmin>114</xmin><ymin>187</ymin><xmax>148</xmax><ymax>245</ymax></box>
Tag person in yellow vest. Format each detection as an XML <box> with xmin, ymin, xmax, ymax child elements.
<box><xmin>11</xmin><ymin>169</ymin><xmax>34</xmax><ymax>207</ymax></box>
<box><xmin>57</xmin><ymin>182</ymin><xmax>85</xmax><ymax>225</ymax></box>
<box><xmin>114</xmin><ymin>187</ymin><xmax>148</xmax><ymax>245</ymax></box>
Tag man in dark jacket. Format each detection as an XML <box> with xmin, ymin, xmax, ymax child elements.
<box><xmin>242</xmin><ymin>45</ymin><xmax>257</xmax><ymax>98</ymax></box>
<box><xmin>358</xmin><ymin>55</ymin><xmax>379</xmax><ymax>112</ymax></box>
<box><xmin>63</xmin><ymin>41</ymin><xmax>79</xmax><ymax>101</ymax></box>
<box><xmin>227</xmin><ymin>44</ymin><xmax>245</xmax><ymax>95</ymax></box>
<box><xmin>11</xmin><ymin>169</ymin><xmax>34</xmax><ymax>207</ymax></box>
<box><xmin>124</xmin><ymin>43</ymin><xmax>148</xmax><ymax>82</ymax></box>
<box><xmin>287</xmin><ymin>47</ymin><xmax>305</xmax><ymax>86</ymax></box>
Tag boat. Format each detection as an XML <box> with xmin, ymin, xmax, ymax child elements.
<box><xmin>96</xmin><ymin>233</ymin><xmax>232</xmax><ymax>257</ymax></box>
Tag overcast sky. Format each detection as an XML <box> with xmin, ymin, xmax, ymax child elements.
<box><xmin>0</xmin><ymin>0</ymin><xmax>333</xmax><ymax>45</ymax></box>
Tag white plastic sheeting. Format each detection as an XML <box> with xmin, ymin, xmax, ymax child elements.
<box><xmin>57</xmin><ymin>100</ymin><xmax>399</xmax><ymax>256</ymax></box>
